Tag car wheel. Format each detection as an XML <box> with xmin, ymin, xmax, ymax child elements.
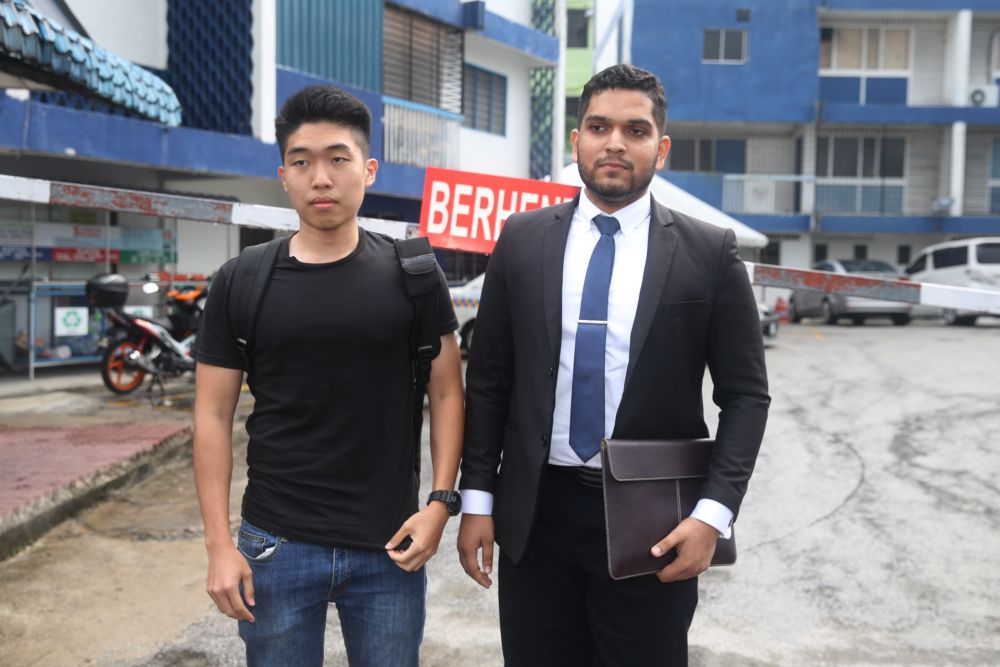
<box><xmin>943</xmin><ymin>308</ymin><xmax>957</xmax><ymax>326</ymax></box>
<box><xmin>892</xmin><ymin>314</ymin><xmax>911</xmax><ymax>326</ymax></box>
<box><xmin>788</xmin><ymin>298</ymin><xmax>802</xmax><ymax>324</ymax></box>
<box><xmin>821</xmin><ymin>299</ymin><xmax>837</xmax><ymax>325</ymax></box>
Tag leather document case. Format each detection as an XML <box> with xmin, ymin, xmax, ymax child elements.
<box><xmin>600</xmin><ymin>438</ymin><xmax>736</xmax><ymax>580</ymax></box>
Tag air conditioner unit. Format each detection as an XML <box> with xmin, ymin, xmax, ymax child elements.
<box><xmin>968</xmin><ymin>84</ymin><xmax>999</xmax><ymax>108</ymax></box>
<box><xmin>744</xmin><ymin>179</ymin><xmax>778</xmax><ymax>213</ymax></box>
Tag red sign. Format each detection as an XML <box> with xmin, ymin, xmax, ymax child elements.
<box><xmin>52</xmin><ymin>247</ymin><xmax>120</xmax><ymax>262</ymax></box>
<box><xmin>418</xmin><ymin>168</ymin><xmax>579</xmax><ymax>254</ymax></box>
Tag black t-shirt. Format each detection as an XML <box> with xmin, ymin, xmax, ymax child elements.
<box><xmin>196</xmin><ymin>230</ymin><xmax>457</xmax><ymax>550</ymax></box>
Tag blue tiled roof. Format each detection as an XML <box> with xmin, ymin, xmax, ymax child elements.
<box><xmin>0</xmin><ymin>0</ymin><xmax>182</xmax><ymax>126</ymax></box>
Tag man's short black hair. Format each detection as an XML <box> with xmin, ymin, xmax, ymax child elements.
<box><xmin>275</xmin><ymin>85</ymin><xmax>373</xmax><ymax>159</ymax></box>
<box><xmin>578</xmin><ymin>64</ymin><xmax>667</xmax><ymax>135</ymax></box>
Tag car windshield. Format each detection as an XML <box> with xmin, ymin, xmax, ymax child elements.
<box><xmin>976</xmin><ymin>243</ymin><xmax>1000</xmax><ymax>265</ymax></box>
<box><xmin>839</xmin><ymin>259</ymin><xmax>897</xmax><ymax>273</ymax></box>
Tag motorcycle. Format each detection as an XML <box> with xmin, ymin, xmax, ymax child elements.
<box><xmin>86</xmin><ymin>273</ymin><xmax>207</xmax><ymax>394</ymax></box>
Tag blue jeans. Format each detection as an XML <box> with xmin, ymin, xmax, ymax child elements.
<box><xmin>236</xmin><ymin>519</ymin><xmax>426</xmax><ymax>667</ymax></box>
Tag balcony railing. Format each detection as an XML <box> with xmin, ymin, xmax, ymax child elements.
<box><xmin>814</xmin><ymin>179</ymin><xmax>904</xmax><ymax>215</ymax></box>
<box><xmin>383</xmin><ymin>96</ymin><xmax>461</xmax><ymax>169</ymax></box>
<box><xmin>722</xmin><ymin>174</ymin><xmax>812</xmax><ymax>215</ymax></box>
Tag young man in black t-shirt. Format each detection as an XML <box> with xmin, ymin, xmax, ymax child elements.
<box><xmin>193</xmin><ymin>85</ymin><xmax>463</xmax><ymax>667</ymax></box>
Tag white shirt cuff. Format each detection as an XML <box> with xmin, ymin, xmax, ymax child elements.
<box><xmin>460</xmin><ymin>489</ymin><xmax>494</xmax><ymax>515</ymax></box>
<box><xmin>690</xmin><ymin>498</ymin><xmax>733</xmax><ymax>539</ymax></box>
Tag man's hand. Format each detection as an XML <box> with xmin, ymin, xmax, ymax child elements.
<box><xmin>206</xmin><ymin>543</ymin><xmax>256</xmax><ymax>622</ymax></box>
<box><xmin>386</xmin><ymin>502</ymin><xmax>450</xmax><ymax>572</ymax></box>
<box><xmin>457</xmin><ymin>514</ymin><xmax>495</xmax><ymax>588</ymax></box>
<box><xmin>651</xmin><ymin>517</ymin><xmax>720</xmax><ymax>583</ymax></box>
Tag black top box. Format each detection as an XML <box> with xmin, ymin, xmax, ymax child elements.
<box><xmin>86</xmin><ymin>273</ymin><xmax>129</xmax><ymax>307</ymax></box>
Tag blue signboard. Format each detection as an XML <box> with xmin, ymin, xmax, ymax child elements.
<box><xmin>0</xmin><ymin>245</ymin><xmax>53</xmax><ymax>261</ymax></box>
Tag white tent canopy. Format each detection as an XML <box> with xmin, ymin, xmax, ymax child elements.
<box><xmin>558</xmin><ymin>164</ymin><xmax>768</xmax><ymax>249</ymax></box>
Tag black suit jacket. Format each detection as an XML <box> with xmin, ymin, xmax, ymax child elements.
<box><xmin>460</xmin><ymin>195</ymin><xmax>770</xmax><ymax>564</ymax></box>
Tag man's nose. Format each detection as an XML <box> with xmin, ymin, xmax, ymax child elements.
<box><xmin>605</xmin><ymin>128</ymin><xmax>626</xmax><ymax>153</ymax></box>
<box><xmin>312</xmin><ymin>164</ymin><xmax>334</xmax><ymax>188</ymax></box>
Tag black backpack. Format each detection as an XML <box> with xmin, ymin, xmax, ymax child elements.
<box><xmin>225</xmin><ymin>233</ymin><xmax>442</xmax><ymax>473</ymax></box>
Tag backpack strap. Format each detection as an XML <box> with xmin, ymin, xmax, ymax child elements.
<box><xmin>227</xmin><ymin>237</ymin><xmax>284</xmax><ymax>367</ymax></box>
<box><xmin>394</xmin><ymin>236</ymin><xmax>441</xmax><ymax>386</ymax></box>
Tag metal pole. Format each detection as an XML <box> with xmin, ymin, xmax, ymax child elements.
<box><xmin>28</xmin><ymin>203</ymin><xmax>37</xmax><ymax>380</ymax></box>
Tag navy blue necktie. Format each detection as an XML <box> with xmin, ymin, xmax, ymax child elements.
<box><xmin>569</xmin><ymin>214</ymin><xmax>620</xmax><ymax>462</ymax></box>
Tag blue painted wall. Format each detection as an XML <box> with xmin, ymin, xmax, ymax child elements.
<box><xmin>824</xmin><ymin>0</ymin><xmax>1000</xmax><ymax>10</ymax></box>
<box><xmin>661</xmin><ymin>172</ymin><xmax>725</xmax><ymax>208</ymax></box>
<box><xmin>632</xmin><ymin>0</ymin><xmax>817</xmax><ymax>122</ymax></box>
<box><xmin>822</xmin><ymin>104</ymin><xmax>1000</xmax><ymax>125</ymax></box>
<box><xmin>0</xmin><ymin>95</ymin><xmax>276</xmax><ymax>179</ymax></box>
<box><xmin>736</xmin><ymin>214</ymin><xmax>811</xmax><ymax>233</ymax></box>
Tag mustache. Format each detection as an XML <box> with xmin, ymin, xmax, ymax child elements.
<box><xmin>595</xmin><ymin>157</ymin><xmax>633</xmax><ymax>170</ymax></box>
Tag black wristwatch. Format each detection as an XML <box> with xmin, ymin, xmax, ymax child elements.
<box><xmin>427</xmin><ymin>489</ymin><xmax>462</xmax><ymax>516</ymax></box>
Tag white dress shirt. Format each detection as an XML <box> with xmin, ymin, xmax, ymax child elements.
<box><xmin>462</xmin><ymin>190</ymin><xmax>734</xmax><ymax>538</ymax></box>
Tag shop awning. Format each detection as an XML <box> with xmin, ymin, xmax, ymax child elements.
<box><xmin>0</xmin><ymin>0</ymin><xmax>181</xmax><ymax>125</ymax></box>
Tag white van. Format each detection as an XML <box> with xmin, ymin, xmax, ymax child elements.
<box><xmin>904</xmin><ymin>237</ymin><xmax>1000</xmax><ymax>325</ymax></box>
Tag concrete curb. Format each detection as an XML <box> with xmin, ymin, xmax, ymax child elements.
<box><xmin>0</xmin><ymin>426</ymin><xmax>193</xmax><ymax>561</ymax></box>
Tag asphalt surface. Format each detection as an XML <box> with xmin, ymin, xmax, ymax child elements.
<box><xmin>0</xmin><ymin>319</ymin><xmax>998</xmax><ymax>666</ymax></box>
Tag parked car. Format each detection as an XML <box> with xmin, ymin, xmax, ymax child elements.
<box><xmin>449</xmin><ymin>273</ymin><xmax>484</xmax><ymax>353</ymax></box>
<box><xmin>452</xmin><ymin>273</ymin><xmax>779</xmax><ymax>352</ymax></box>
<box><xmin>788</xmin><ymin>259</ymin><xmax>912</xmax><ymax>326</ymax></box>
<box><xmin>904</xmin><ymin>237</ymin><xmax>1000</xmax><ymax>326</ymax></box>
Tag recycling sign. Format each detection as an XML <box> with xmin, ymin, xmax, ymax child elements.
<box><xmin>54</xmin><ymin>307</ymin><xmax>89</xmax><ymax>337</ymax></box>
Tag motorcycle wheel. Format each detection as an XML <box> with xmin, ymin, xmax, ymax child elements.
<box><xmin>101</xmin><ymin>339</ymin><xmax>147</xmax><ymax>394</ymax></box>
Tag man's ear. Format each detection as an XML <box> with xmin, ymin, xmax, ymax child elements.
<box><xmin>277</xmin><ymin>165</ymin><xmax>286</xmax><ymax>191</ymax></box>
<box><xmin>656</xmin><ymin>134</ymin><xmax>671</xmax><ymax>171</ymax></box>
<box><xmin>364</xmin><ymin>158</ymin><xmax>379</xmax><ymax>187</ymax></box>
<box><xmin>570</xmin><ymin>128</ymin><xmax>580</xmax><ymax>163</ymax></box>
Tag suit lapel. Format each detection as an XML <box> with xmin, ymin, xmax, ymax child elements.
<box><xmin>541</xmin><ymin>197</ymin><xmax>578</xmax><ymax>362</ymax></box>
<box><xmin>624</xmin><ymin>200</ymin><xmax>678</xmax><ymax>389</ymax></box>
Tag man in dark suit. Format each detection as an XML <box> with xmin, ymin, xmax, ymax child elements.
<box><xmin>456</xmin><ymin>65</ymin><xmax>770</xmax><ymax>665</ymax></box>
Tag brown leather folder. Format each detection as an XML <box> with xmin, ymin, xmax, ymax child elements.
<box><xmin>600</xmin><ymin>438</ymin><xmax>736</xmax><ymax>580</ymax></box>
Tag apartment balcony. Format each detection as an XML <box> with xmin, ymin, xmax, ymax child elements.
<box><xmin>382</xmin><ymin>96</ymin><xmax>461</xmax><ymax>170</ymax></box>
<box><xmin>814</xmin><ymin>179</ymin><xmax>904</xmax><ymax>215</ymax></box>
<box><xmin>721</xmin><ymin>174</ymin><xmax>812</xmax><ymax>233</ymax></box>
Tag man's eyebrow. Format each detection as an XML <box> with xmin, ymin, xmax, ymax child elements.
<box><xmin>582</xmin><ymin>114</ymin><xmax>654</xmax><ymax>129</ymax></box>
<box><xmin>285</xmin><ymin>143</ymin><xmax>353</xmax><ymax>156</ymax></box>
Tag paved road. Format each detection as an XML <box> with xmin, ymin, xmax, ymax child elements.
<box><xmin>0</xmin><ymin>320</ymin><xmax>998</xmax><ymax>666</ymax></box>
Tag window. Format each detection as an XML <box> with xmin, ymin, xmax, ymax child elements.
<box><xmin>703</xmin><ymin>29</ymin><xmax>747</xmax><ymax>64</ymax></box>
<box><xmin>565</xmin><ymin>96</ymin><xmax>580</xmax><ymax>154</ymax></box>
<box><xmin>820</xmin><ymin>27</ymin><xmax>909</xmax><ymax>71</ymax></box>
<box><xmin>853</xmin><ymin>244</ymin><xmax>868</xmax><ymax>260</ymax></box>
<box><xmin>383</xmin><ymin>7</ymin><xmax>463</xmax><ymax>114</ymax></box>
<box><xmin>905</xmin><ymin>253</ymin><xmax>926</xmax><ymax>275</ymax></box>
<box><xmin>567</xmin><ymin>9</ymin><xmax>589</xmax><ymax>48</ymax></box>
<box><xmin>761</xmin><ymin>240</ymin><xmax>780</xmax><ymax>265</ymax></box>
<box><xmin>668</xmin><ymin>138</ymin><xmax>746</xmax><ymax>173</ymax></box>
<box><xmin>932</xmin><ymin>246</ymin><xmax>968</xmax><ymax>269</ymax></box>
<box><xmin>815</xmin><ymin>135</ymin><xmax>905</xmax><ymax>213</ymax></box>
<box><xmin>816</xmin><ymin>136</ymin><xmax>905</xmax><ymax>179</ymax></box>
<box><xmin>463</xmin><ymin>65</ymin><xmax>506</xmax><ymax>135</ymax></box>
<box><xmin>978</xmin><ymin>243</ymin><xmax>1000</xmax><ymax>265</ymax></box>
<box><xmin>897</xmin><ymin>245</ymin><xmax>911</xmax><ymax>265</ymax></box>
<box><xmin>814</xmin><ymin>243</ymin><xmax>828</xmax><ymax>263</ymax></box>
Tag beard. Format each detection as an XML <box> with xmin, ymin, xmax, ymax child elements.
<box><xmin>578</xmin><ymin>157</ymin><xmax>657</xmax><ymax>204</ymax></box>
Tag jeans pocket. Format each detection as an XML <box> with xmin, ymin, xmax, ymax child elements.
<box><xmin>237</xmin><ymin>520</ymin><xmax>283</xmax><ymax>563</ymax></box>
